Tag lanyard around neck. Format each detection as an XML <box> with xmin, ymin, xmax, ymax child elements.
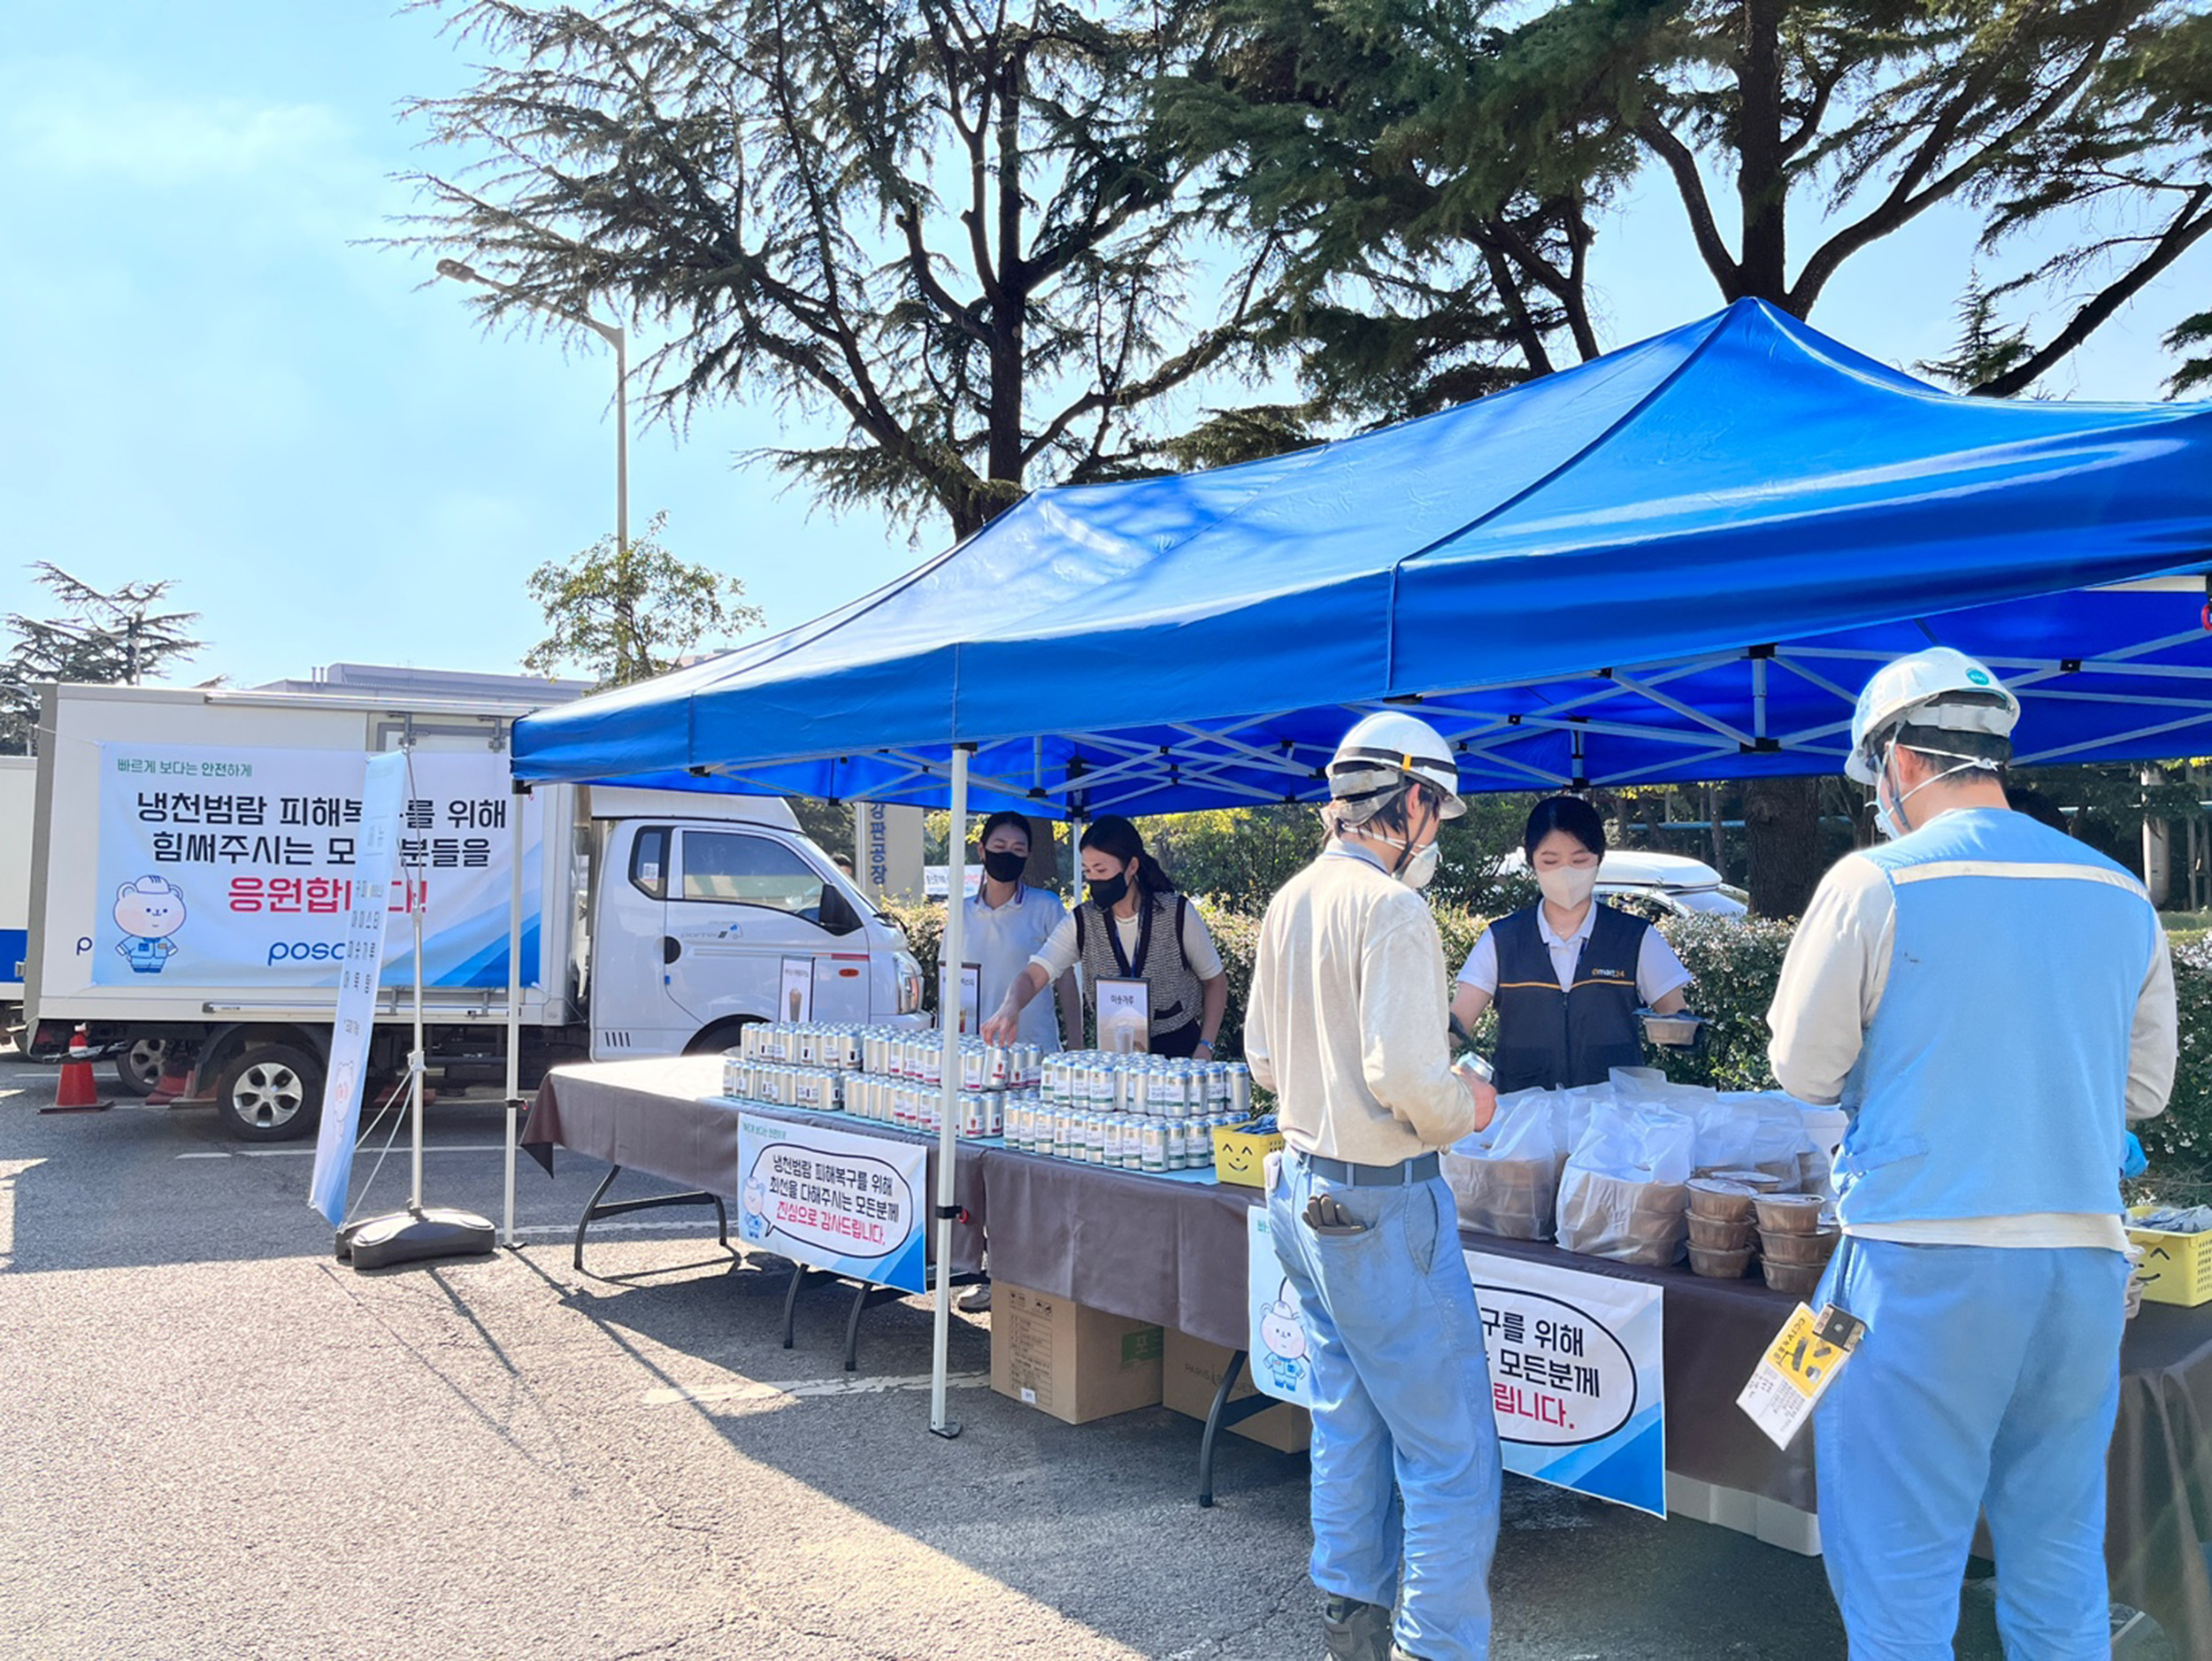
<box><xmin>1105</xmin><ymin>894</ymin><xmax>1154</xmax><ymax>980</ymax></box>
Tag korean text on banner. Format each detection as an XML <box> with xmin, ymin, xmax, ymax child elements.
<box><xmin>737</xmin><ymin>1114</ymin><xmax>927</xmax><ymax>1295</ymax></box>
<box><xmin>94</xmin><ymin>742</ymin><xmax>541</xmax><ymax>992</ymax></box>
<box><xmin>1468</xmin><ymin>1250</ymin><xmax>1666</xmax><ymax>1517</ymax></box>
<box><xmin>1246</xmin><ymin>1206</ymin><xmax>1318</xmax><ymax>1406</ymax></box>
<box><xmin>308</xmin><ymin>752</ymin><xmax>409</xmax><ymax>1227</ymax></box>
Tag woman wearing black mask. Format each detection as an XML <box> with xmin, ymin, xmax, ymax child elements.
<box><xmin>945</xmin><ymin>811</ymin><xmax>1080</xmax><ymax>1051</ymax></box>
<box><xmin>981</xmin><ymin>815</ymin><xmax>1228</xmax><ymax>1059</ymax></box>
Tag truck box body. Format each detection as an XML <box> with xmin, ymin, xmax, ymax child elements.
<box><xmin>26</xmin><ymin>679</ymin><xmax>920</xmax><ymax>1135</ymax></box>
<box><xmin>2</xmin><ymin>755</ymin><xmax>32</xmax><ymax>1026</ymax></box>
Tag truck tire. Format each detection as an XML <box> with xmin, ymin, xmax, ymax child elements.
<box><xmin>214</xmin><ymin>1045</ymin><xmax>323</xmax><ymax>1142</ymax></box>
<box><xmin>112</xmin><ymin>1037</ymin><xmax>172</xmax><ymax>1097</ymax></box>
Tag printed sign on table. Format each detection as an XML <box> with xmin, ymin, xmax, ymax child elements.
<box><xmin>1095</xmin><ymin>976</ymin><xmax>1149</xmax><ymax>1053</ymax></box>
<box><xmin>94</xmin><ymin>742</ymin><xmax>541</xmax><ymax>991</ymax></box>
<box><xmin>1468</xmin><ymin>1250</ymin><xmax>1666</xmax><ymax>1517</ymax></box>
<box><xmin>308</xmin><ymin>752</ymin><xmax>409</xmax><ymax>1227</ymax></box>
<box><xmin>1246</xmin><ymin>1217</ymin><xmax>1666</xmax><ymax>1518</ymax></box>
<box><xmin>737</xmin><ymin>1114</ymin><xmax>926</xmax><ymax>1294</ymax></box>
<box><xmin>779</xmin><ymin>955</ymin><xmax>815</xmax><ymax>1023</ymax></box>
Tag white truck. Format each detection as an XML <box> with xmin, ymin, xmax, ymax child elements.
<box><xmin>2</xmin><ymin>754</ymin><xmax>33</xmax><ymax>1039</ymax></box>
<box><xmin>23</xmin><ymin>677</ymin><xmax>924</xmax><ymax>1138</ymax></box>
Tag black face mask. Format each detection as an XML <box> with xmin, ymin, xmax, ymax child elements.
<box><xmin>1087</xmin><ymin>871</ymin><xmax>1130</xmax><ymax>911</ymax></box>
<box><xmin>982</xmin><ymin>849</ymin><xmax>1027</xmax><ymax>884</ymax></box>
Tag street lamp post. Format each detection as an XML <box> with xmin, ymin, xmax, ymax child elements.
<box><xmin>435</xmin><ymin>257</ymin><xmax>633</xmax><ymax>1248</ymax></box>
<box><xmin>434</xmin><ymin>258</ymin><xmax>629</xmax><ymax>584</ymax></box>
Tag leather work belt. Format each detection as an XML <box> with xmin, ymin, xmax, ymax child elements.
<box><xmin>1302</xmin><ymin>1150</ymin><xmax>1441</xmax><ymax>1187</ymax></box>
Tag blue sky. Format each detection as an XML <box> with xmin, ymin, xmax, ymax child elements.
<box><xmin>3</xmin><ymin>4</ymin><xmax>2201</xmax><ymax>692</ymax></box>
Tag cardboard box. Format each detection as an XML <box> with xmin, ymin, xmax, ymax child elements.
<box><xmin>1213</xmin><ymin>1119</ymin><xmax>1285</xmax><ymax>1188</ymax></box>
<box><xmin>1161</xmin><ymin>1327</ymin><xmax>1311</xmax><ymax>1454</ymax></box>
<box><xmin>990</xmin><ymin>1281</ymin><xmax>1164</xmax><ymax>1424</ymax></box>
<box><xmin>2127</xmin><ymin>1206</ymin><xmax>2212</xmax><ymax>1307</ymax></box>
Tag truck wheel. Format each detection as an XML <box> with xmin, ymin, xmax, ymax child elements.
<box><xmin>214</xmin><ymin>1045</ymin><xmax>323</xmax><ymax>1142</ymax></box>
<box><xmin>112</xmin><ymin>1037</ymin><xmax>171</xmax><ymax>1097</ymax></box>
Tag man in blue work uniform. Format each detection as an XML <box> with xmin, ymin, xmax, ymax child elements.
<box><xmin>1245</xmin><ymin>711</ymin><xmax>1500</xmax><ymax>1661</ymax></box>
<box><xmin>1767</xmin><ymin>647</ymin><xmax>2176</xmax><ymax>1659</ymax></box>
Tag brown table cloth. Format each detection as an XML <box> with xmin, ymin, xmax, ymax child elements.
<box><xmin>521</xmin><ymin>1056</ymin><xmax>987</xmax><ymax>1273</ymax></box>
<box><xmin>976</xmin><ymin>1146</ymin><xmax>1263</xmax><ymax>1350</ymax></box>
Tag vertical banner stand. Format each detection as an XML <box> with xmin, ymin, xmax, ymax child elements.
<box><xmin>503</xmin><ymin>781</ymin><xmax>526</xmax><ymax>1248</ymax></box>
<box><xmin>929</xmin><ymin>746</ymin><xmax>970</xmax><ymax>1439</ymax></box>
<box><xmin>338</xmin><ymin>746</ymin><xmax>497</xmax><ymax>1270</ymax></box>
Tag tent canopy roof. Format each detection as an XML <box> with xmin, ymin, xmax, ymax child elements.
<box><xmin>513</xmin><ymin>300</ymin><xmax>2212</xmax><ymax>816</ymax></box>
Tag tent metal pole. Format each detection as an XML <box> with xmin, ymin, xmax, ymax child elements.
<box><xmin>503</xmin><ymin>782</ymin><xmax>525</xmax><ymax>1248</ymax></box>
<box><xmin>929</xmin><ymin>745</ymin><xmax>968</xmax><ymax>1439</ymax></box>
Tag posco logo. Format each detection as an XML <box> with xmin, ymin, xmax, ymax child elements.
<box><xmin>267</xmin><ymin>942</ymin><xmax>346</xmax><ymax>965</ymax></box>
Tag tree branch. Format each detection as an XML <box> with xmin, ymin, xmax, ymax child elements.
<box><xmin>1974</xmin><ymin>186</ymin><xmax>2212</xmax><ymax>396</ymax></box>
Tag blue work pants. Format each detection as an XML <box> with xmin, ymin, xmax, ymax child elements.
<box><xmin>1269</xmin><ymin>1149</ymin><xmax>1502</xmax><ymax>1661</ymax></box>
<box><xmin>1816</xmin><ymin>1239</ymin><xmax>2125</xmax><ymax>1660</ymax></box>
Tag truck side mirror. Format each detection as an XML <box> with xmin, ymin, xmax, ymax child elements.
<box><xmin>815</xmin><ymin>882</ymin><xmax>863</xmax><ymax>937</ymax></box>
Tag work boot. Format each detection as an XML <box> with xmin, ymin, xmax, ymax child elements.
<box><xmin>1321</xmin><ymin>1595</ymin><xmax>1391</xmax><ymax>1661</ymax></box>
<box><xmin>957</xmin><ymin>1280</ymin><xmax>993</xmax><ymax>1312</ymax></box>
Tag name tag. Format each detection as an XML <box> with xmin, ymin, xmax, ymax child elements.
<box><xmin>1738</xmin><ymin>1303</ymin><xmax>1867</xmax><ymax>1449</ymax></box>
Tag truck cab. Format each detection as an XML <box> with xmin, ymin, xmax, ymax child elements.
<box><xmin>580</xmin><ymin>790</ymin><xmax>923</xmax><ymax>1058</ymax></box>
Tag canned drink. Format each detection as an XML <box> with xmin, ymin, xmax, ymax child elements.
<box><xmin>1104</xmin><ymin>1115</ymin><xmax>1125</xmax><ymax>1165</ymax></box>
<box><xmin>1228</xmin><ymin>1065</ymin><xmax>1252</xmax><ymax>1116</ymax></box>
<box><xmin>985</xmin><ymin>1096</ymin><xmax>1004</xmax><ymax>1139</ymax></box>
<box><xmin>1141</xmin><ymin>1121</ymin><xmax>1168</xmax><ymax>1173</ymax></box>
<box><xmin>1082</xmin><ymin>1113</ymin><xmax>1105</xmax><ymax>1165</ymax></box>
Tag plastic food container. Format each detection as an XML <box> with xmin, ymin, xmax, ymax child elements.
<box><xmin>1687</xmin><ymin>1177</ymin><xmax>1758</xmax><ymax>1222</ymax></box>
<box><xmin>1687</xmin><ymin>1243</ymin><xmax>1754</xmax><ymax>1279</ymax></box>
<box><xmin>1753</xmin><ymin>1193</ymin><xmax>1826</xmax><ymax>1234</ymax></box>
<box><xmin>1637</xmin><ymin>1009</ymin><xmax>1706</xmax><ymax>1050</ymax></box>
<box><xmin>1762</xmin><ymin>1257</ymin><xmax>1827</xmax><ymax>1299</ymax></box>
<box><xmin>1758</xmin><ymin>1225</ymin><xmax>1840</xmax><ymax>1265</ymax></box>
<box><xmin>1706</xmin><ymin>1166</ymin><xmax>1788</xmax><ymax>1194</ymax></box>
<box><xmin>1686</xmin><ymin>1213</ymin><xmax>1757</xmax><ymax>1251</ymax></box>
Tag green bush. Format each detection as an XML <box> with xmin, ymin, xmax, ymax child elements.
<box><xmin>884</xmin><ymin>886</ymin><xmax>2212</xmax><ymax>1185</ymax></box>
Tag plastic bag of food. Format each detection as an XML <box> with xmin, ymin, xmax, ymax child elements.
<box><xmin>1556</xmin><ymin>1101</ymin><xmax>1694</xmax><ymax>1265</ymax></box>
<box><xmin>1548</xmin><ymin>1082</ymin><xmax>1612</xmax><ymax>1177</ymax></box>
<box><xmin>1443</xmin><ymin>1089</ymin><xmax>1561</xmax><ymax>1241</ymax></box>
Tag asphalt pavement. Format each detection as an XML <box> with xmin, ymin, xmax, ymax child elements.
<box><xmin>0</xmin><ymin>1057</ymin><xmax>2156</xmax><ymax>1659</ymax></box>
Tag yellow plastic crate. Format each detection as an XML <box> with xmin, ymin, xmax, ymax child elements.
<box><xmin>2127</xmin><ymin>1206</ymin><xmax>2212</xmax><ymax>1308</ymax></box>
<box><xmin>1211</xmin><ymin>1120</ymin><xmax>1284</xmax><ymax>1188</ymax></box>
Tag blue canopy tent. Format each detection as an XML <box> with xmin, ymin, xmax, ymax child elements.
<box><xmin>512</xmin><ymin>298</ymin><xmax>2212</xmax><ymax>1434</ymax></box>
<box><xmin>514</xmin><ymin>299</ymin><xmax>2212</xmax><ymax>814</ymax></box>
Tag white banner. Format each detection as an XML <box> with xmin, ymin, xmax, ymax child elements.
<box><xmin>1246</xmin><ymin>1211</ymin><xmax>1667</xmax><ymax>1518</ymax></box>
<box><xmin>92</xmin><ymin>742</ymin><xmax>540</xmax><ymax>990</ymax></box>
<box><xmin>309</xmin><ymin>753</ymin><xmax>409</xmax><ymax>1227</ymax></box>
<box><xmin>1466</xmin><ymin>1251</ymin><xmax>1667</xmax><ymax>1518</ymax></box>
<box><xmin>738</xmin><ymin>1114</ymin><xmax>928</xmax><ymax>1294</ymax></box>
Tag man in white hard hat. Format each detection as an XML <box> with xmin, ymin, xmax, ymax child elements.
<box><xmin>1766</xmin><ymin>646</ymin><xmax>2176</xmax><ymax>1658</ymax></box>
<box><xmin>1245</xmin><ymin>710</ymin><xmax>1500</xmax><ymax>1661</ymax></box>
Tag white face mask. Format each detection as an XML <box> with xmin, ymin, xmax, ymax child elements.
<box><xmin>1873</xmin><ymin>743</ymin><xmax>1985</xmax><ymax>841</ymax></box>
<box><xmin>1537</xmin><ymin>863</ymin><xmax>1597</xmax><ymax>910</ymax></box>
<box><xmin>1366</xmin><ymin>801</ymin><xmax>1441</xmax><ymax>890</ymax></box>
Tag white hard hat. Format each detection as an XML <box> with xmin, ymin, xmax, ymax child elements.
<box><xmin>1329</xmin><ymin>711</ymin><xmax>1466</xmax><ymax>820</ymax></box>
<box><xmin>1845</xmin><ymin>647</ymin><xmax>2020</xmax><ymax>784</ymax></box>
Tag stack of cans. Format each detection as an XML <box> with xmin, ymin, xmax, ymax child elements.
<box><xmin>722</xmin><ymin>1022</ymin><xmax>1042</xmax><ymax>1144</ymax></box>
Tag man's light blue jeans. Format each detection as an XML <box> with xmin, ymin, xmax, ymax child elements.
<box><xmin>1269</xmin><ymin>1148</ymin><xmax>1502</xmax><ymax>1661</ymax></box>
<box><xmin>1816</xmin><ymin>1238</ymin><xmax>2126</xmax><ymax>1660</ymax></box>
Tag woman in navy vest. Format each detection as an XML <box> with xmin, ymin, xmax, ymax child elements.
<box><xmin>982</xmin><ymin>816</ymin><xmax>1227</xmax><ymax>1058</ymax></box>
<box><xmin>1450</xmin><ymin>796</ymin><xmax>1691</xmax><ymax>1092</ymax></box>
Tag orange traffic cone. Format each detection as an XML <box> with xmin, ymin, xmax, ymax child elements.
<box><xmin>144</xmin><ymin>1048</ymin><xmax>199</xmax><ymax>1107</ymax></box>
<box><xmin>43</xmin><ymin>1026</ymin><xmax>113</xmax><ymax>1114</ymax></box>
